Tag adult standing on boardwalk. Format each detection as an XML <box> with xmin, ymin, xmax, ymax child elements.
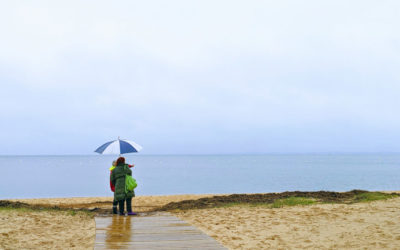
<box><xmin>110</xmin><ymin>157</ymin><xmax>136</xmax><ymax>215</ymax></box>
<box><xmin>110</xmin><ymin>160</ymin><xmax>134</xmax><ymax>214</ymax></box>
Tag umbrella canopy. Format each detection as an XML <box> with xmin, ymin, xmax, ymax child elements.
<box><xmin>95</xmin><ymin>138</ymin><xmax>142</xmax><ymax>155</ymax></box>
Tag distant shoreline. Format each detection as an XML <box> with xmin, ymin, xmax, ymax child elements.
<box><xmin>2</xmin><ymin>152</ymin><xmax>400</xmax><ymax>157</ymax></box>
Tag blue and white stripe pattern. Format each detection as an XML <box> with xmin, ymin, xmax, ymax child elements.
<box><xmin>95</xmin><ymin>139</ymin><xmax>142</xmax><ymax>155</ymax></box>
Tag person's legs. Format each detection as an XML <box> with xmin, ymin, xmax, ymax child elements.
<box><xmin>112</xmin><ymin>199</ymin><xmax>118</xmax><ymax>214</ymax></box>
<box><xmin>126</xmin><ymin>197</ymin><xmax>132</xmax><ymax>213</ymax></box>
<box><xmin>118</xmin><ymin>200</ymin><xmax>125</xmax><ymax>215</ymax></box>
<box><xmin>127</xmin><ymin>197</ymin><xmax>137</xmax><ymax>215</ymax></box>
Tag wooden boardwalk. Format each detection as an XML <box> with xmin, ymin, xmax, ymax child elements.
<box><xmin>94</xmin><ymin>212</ymin><xmax>226</xmax><ymax>249</ymax></box>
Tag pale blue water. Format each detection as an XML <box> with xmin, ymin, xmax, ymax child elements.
<box><xmin>1</xmin><ymin>154</ymin><xmax>399</xmax><ymax>199</ymax></box>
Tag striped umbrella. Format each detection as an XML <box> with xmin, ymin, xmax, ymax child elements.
<box><xmin>95</xmin><ymin>138</ymin><xmax>142</xmax><ymax>155</ymax></box>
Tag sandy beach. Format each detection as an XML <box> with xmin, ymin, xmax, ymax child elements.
<box><xmin>2</xmin><ymin>194</ymin><xmax>400</xmax><ymax>249</ymax></box>
<box><xmin>177</xmin><ymin>197</ymin><xmax>400</xmax><ymax>249</ymax></box>
<box><xmin>0</xmin><ymin>209</ymin><xmax>94</xmax><ymax>249</ymax></box>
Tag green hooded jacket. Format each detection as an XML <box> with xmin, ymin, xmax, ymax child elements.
<box><xmin>110</xmin><ymin>164</ymin><xmax>135</xmax><ymax>201</ymax></box>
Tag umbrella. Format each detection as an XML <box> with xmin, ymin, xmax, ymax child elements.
<box><xmin>95</xmin><ymin>138</ymin><xmax>142</xmax><ymax>155</ymax></box>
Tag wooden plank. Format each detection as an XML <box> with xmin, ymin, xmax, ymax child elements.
<box><xmin>94</xmin><ymin>212</ymin><xmax>226</xmax><ymax>249</ymax></box>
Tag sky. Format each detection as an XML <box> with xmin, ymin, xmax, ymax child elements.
<box><xmin>1</xmin><ymin>1</ymin><xmax>400</xmax><ymax>155</ymax></box>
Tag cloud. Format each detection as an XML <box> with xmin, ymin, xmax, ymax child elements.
<box><xmin>0</xmin><ymin>0</ymin><xmax>400</xmax><ymax>154</ymax></box>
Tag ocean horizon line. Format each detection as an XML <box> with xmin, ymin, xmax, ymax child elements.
<box><xmin>1</xmin><ymin>152</ymin><xmax>400</xmax><ymax>157</ymax></box>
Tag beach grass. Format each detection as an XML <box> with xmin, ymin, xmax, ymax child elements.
<box><xmin>220</xmin><ymin>193</ymin><xmax>397</xmax><ymax>209</ymax></box>
<box><xmin>158</xmin><ymin>190</ymin><xmax>400</xmax><ymax>211</ymax></box>
<box><xmin>219</xmin><ymin>197</ymin><xmax>316</xmax><ymax>209</ymax></box>
<box><xmin>353</xmin><ymin>192</ymin><xmax>398</xmax><ymax>203</ymax></box>
<box><xmin>270</xmin><ymin>197</ymin><xmax>316</xmax><ymax>208</ymax></box>
<box><xmin>217</xmin><ymin>193</ymin><xmax>397</xmax><ymax>209</ymax></box>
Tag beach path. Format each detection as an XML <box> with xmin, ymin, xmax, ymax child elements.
<box><xmin>94</xmin><ymin>212</ymin><xmax>226</xmax><ymax>249</ymax></box>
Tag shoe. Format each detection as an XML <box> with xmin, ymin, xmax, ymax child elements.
<box><xmin>127</xmin><ymin>212</ymin><xmax>137</xmax><ymax>216</ymax></box>
<box><xmin>119</xmin><ymin>213</ymin><xmax>125</xmax><ymax>216</ymax></box>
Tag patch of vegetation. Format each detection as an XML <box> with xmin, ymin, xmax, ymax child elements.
<box><xmin>158</xmin><ymin>190</ymin><xmax>400</xmax><ymax>211</ymax></box>
<box><xmin>0</xmin><ymin>200</ymin><xmax>94</xmax><ymax>217</ymax></box>
<box><xmin>0</xmin><ymin>206</ymin><xmax>32</xmax><ymax>212</ymax></box>
<box><xmin>353</xmin><ymin>192</ymin><xmax>398</xmax><ymax>203</ymax></box>
<box><xmin>216</xmin><ymin>198</ymin><xmax>316</xmax><ymax>209</ymax></box>
<box><xmin>270</xmin><ymin>197</ymin><xmax>316</xmax><ymax>208</ymax></box>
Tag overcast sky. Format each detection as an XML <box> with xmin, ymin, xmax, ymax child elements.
<box><xmin>1</xmin><ymin>1</ymin><xmax>400</xmax><ymax>155</ymax></box>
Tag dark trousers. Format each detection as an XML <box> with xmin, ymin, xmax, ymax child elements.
<box><xmin>117</xmin><ymin>197</ymin><xmax>132</xmax><ymax>214</ymax></box>
<box><xmin>112</xmin><ymin>199</ymin><xmax>118</xmax><ymax>214</ymax></box>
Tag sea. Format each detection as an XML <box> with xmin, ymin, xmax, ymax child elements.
<box><xmin>1</xmin><ymin>154</ymin><xmax>400</xmax><ymax>199</ymax></box>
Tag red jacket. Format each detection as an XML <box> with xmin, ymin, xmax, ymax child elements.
<box><xmin>110</xmin><ymin>164</ymin><xmax>133</xmax><ymax>192</ymax></box>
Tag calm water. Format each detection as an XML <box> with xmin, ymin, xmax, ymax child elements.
<box><xmin>1</xmin><ymin>154</ymin><xmax>400</xmax><ymax>199</ymax></box>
